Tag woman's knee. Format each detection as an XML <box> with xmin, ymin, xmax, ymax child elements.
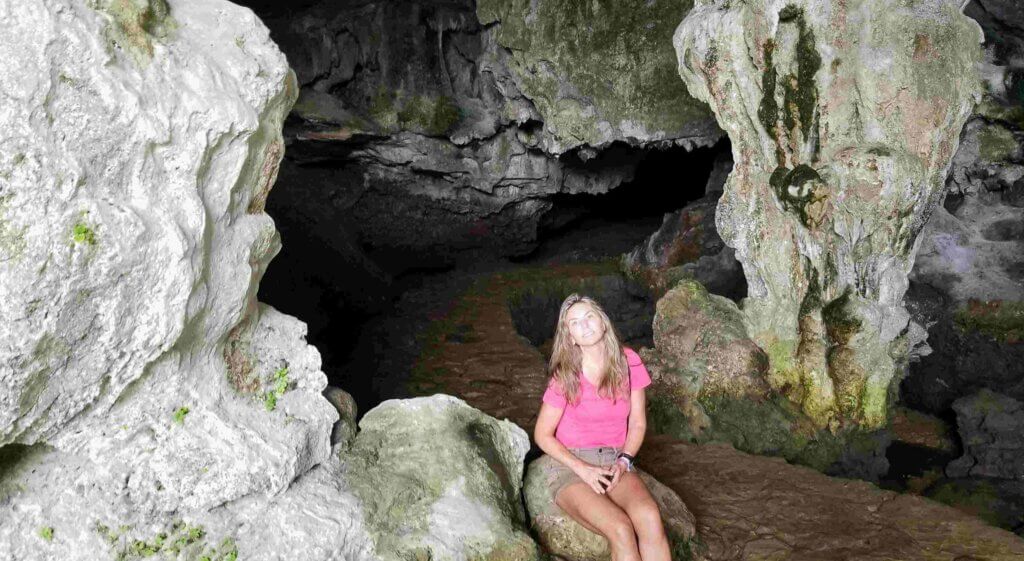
<box><xmin>630</xmin><ymin>500</ymin><xmax>666</xmax><ymax>539</ymax></box>
<box><xmin>601</xmin><ymin>513</ymin><xmax>637</xmax><ymax>546</ymax></box>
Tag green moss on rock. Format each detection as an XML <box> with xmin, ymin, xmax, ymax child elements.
<box><xmin>954</xmin><ymin>299</ymin><xmax>1024</xmax><ymax>343</ymax></box>
<box><xmin>977</xmin><ymin>124</ymin><xmax>1018</xmax><ymax>162</ymax></box>
<box><xmin>369</xmin><ymin>88</ymin><xmax>462</xmax><ymax>136</ymax></box>
<box><xmin>89</xmin><ymin>0</ymin><xmax>176</xmax><ymax>66</ymax></box>
<box><xmin>477</xmin><ymin>0</ymin><xmax>711</xmax><ymax>148</ymax></box>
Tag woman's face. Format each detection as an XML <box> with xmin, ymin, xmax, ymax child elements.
<box><xmin>566</xmin><ymin>302</ymin><xmax>607</xmax><ymax>348</ymax></box>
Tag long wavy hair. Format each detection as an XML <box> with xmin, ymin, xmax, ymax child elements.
<box><xmin>548</xmin><ymin>294</ymin><xmax>629</xmax><ymax>405</ymax></box>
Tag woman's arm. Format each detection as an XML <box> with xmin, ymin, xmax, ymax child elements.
<box><xmin>535</xmin><ymin>403</ymin><xmax>615</xmax><ymax>494</ymax></box>
<box><xmin>621</xmin><ymin>386</ymin><xmax>647</xmax><ymax>457</ymax></box>
<box><xmin>607</xmin><ymin>387</ymin><xmax>647</xmax><ymax>491</ymax></box>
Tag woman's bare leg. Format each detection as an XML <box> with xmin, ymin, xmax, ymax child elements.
<box><xmin>556</xmin><ymin>482</ymin><xmax>642</xmax><ymax>561</ymax></box>
<box><xmin>607</xmin><ymin>473</ymin><xmax>671</xmax><ymax>561</ymax></box>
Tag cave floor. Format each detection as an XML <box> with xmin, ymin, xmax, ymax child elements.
<box><xmin>367</xmin><ymin>257</ymin><xmax>1024</xmax><ymax>560</ymax></box>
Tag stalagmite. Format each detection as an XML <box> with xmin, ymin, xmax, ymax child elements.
<box><xmin>674</xmin><ymin>0</ymin><xmax>982</xmax><ymax>429</ymax></box>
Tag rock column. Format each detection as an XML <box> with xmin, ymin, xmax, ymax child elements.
<box><xmin>674</xmin><ymin>0</ymin><xmax>981</xmax><ymax>429</ymax></box>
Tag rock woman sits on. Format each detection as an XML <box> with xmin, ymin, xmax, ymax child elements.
<box><xmin>534</xmin><ymin>294</ymin><xmax>670</xmax><ymax>561</ymax></box>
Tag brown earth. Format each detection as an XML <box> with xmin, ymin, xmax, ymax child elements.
<box><xmin>401</xmin><ymin>263</ymin><xmax>1024</xmax><ymax>560</ymax></box>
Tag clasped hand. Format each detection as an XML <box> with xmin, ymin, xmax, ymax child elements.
<box><xmin>575</xmin><ymin>461</ymin><xmax>626</xmax><ymax>494</ymax></box>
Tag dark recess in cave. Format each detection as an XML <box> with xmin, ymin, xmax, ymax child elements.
<box><xmin>257</xmin><ymin>141</ymin><xmax>725</xmax><ymax>412</ymax></box>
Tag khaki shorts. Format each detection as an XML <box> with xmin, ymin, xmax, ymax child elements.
<box><xmin>546</xmin><ymin>446</ymin><xmax>622</xmax><ymax>499</ymax></box>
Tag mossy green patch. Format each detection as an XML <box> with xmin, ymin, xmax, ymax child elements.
<box><xmin>759</xmin><ymin>6</ymin><xmax>821</xmax><ymax>158</ymax></box>
<box><xmin>477</xmin><ymin>0</ymin><xmax>711</xmax><ymax>148</ymax></box>
<box><xmin>668</xmin><ymin>535</ymin><xmax>699</xmax><ymax>561</ymax></box>
<box><xmin>89</xmin><ymin>0</ymin><xmax>177</xmax><ymax>66</ymax></box>
<box><xmin>172</xmin><ymin>406</ymin><xmax>189</xmax><ymax>425</ymax></box>
<box><xmin>38</xmin><ymin>526</ymin><xmax>53</xmax><ymax>542</ymax></box>
<box><xmin>369</xmin><ymin>87</ymin><xmax>462</xmax><ymax>136</ymax></box>
<box><xmin>976</xmin><ymin>96</ymin><xmax>1024</xmax><ymax>130</ymax></box>
<box><xmin>758</xmin><ymin>40</ymin><xmax>780</xmax><ymax>145</ymax></box>
<box><xmin>0</xmin><ymin>195</ymin><xmax>26</xmax><ymax>262</ymax></box>
<box><xmin>97</xmin><ymin>520</ymin><xmax>236</xmax><ymax>561</ymax></box>
<box><xmin>263</xmin><ymin>365</ymin><xmax>289</xmax><ymax>411</ymax></box>
<box><xmin>954</xmin><ymin>299</ymin><xmax>1024</xmax><ymax>343</ymax></box>
<box><xmin>927</xmin><ymin>480</ymin><xmax>1005</xmax><ymax>527</ymax></box>
<box><xmin>977</xmin><ymin>124</ymin><xmax>1018</xmax><ymax>162</ymax></box>
<box><xmin>71</xmin><ymin>221</ymin><xmax>97</xmax><ymax>246</ymax></box>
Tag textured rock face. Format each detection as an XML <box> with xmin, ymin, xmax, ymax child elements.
<box><xmin>262</xmin><ymin>0</ymin><xmax>722</xmax><ymax>271</ymax></box>
<box><xmin>324</xmin><ymin>385</ymin><xmax>358</xmax><ymax>447</ymax></box>
<box><xmin>342</xmin><ymin>395</ymin><xmax>539</xmax><ymax>561</ymax></box>
<box><xmin>901</xmin><ymin>115</ymin><xmax>1024</xmax><ymax>413</ymax></box>
<box><xmin>522</xmin><ymin>455</ymin><xmax>697</xmax><ymax>561</ymax></box>
<box><xmin>476</xmin><ymin>0</ymin><xmax>719</xmax><ymax>154</ymax></box>
<box><xmin>947</xmin><ymin>389</ymin><xmax>1024</xmax><ymax>480</ymax></box>
<box><xmin>644</xmin><ymin>282</ymin><xmax>891</xmax><ymax>480</ymax></box>
<box><xmin>0</xmin><ymin>1</ymin><xmax>372</xmax><ymax>558</ymax></box>
<box><xmin>652</xmin><ymin>280</ymin><xmax>770</xmax><ymax>402</ymax></box>
<box><xmin>674</xmin><ymin>0</ymin><xmax>982</xmax><ymax>429</ymax></box>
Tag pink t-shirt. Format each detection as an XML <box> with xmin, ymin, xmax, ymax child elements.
<box><xmin>541</xmin><ymin>347</ymin><xmax>652</xmax><ymax>448</ymax></box>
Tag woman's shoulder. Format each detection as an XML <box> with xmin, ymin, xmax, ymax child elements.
<box><xmin>622</xmin><ymin>346</ymin><xmax>643</xmax><ymax>366</ymax></box>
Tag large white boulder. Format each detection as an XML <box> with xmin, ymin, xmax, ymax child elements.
<box><xmin>0</xmin><ymin>1</ymin><xmax>368</xmax><ymax>558</ymax></box>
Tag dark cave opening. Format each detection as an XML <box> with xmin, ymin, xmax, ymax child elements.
<box><xmin>257</xmin><ymin>139</ymin><xmax>730</xmax><ymax>413</ymax></box>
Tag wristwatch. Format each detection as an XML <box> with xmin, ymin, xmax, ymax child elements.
<box><xmin>616</xmin><ymin>452</ymin><xmax>635</xmax><ymax>472</ymax></box>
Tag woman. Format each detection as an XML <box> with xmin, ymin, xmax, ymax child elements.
<box><xmin>534</xmin><ymin>294</ymin><xmax>670</xmax><ymax>561</ymax></box>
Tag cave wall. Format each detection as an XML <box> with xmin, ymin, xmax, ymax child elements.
<box><xmin>258</xmin><ymin>0</ymin><xmax>722</xmax><ymax>272</ymax></box>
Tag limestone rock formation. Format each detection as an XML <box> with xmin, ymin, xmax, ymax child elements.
<box><xmin>0</xmin><ymin>0</ymin><xmax>357</xmax><ymax>557</ymax></box>
<box><xmin>902</xmin><ymin>116</ymin><xmax>1024</xmax><ymax>412</ymax></box>
<box><xmin>674</xmin><ymin>0</ymin><xmax>982</xmax><ymax>430</ymax></box>
<box><xmin>342</xmin><ymin>395</ymin><xmax>539</xmax><ymax>561</ymax></box>
<box><xmin>522</xmin><ymin>454</ymin><xmax>697</xmax><ymax>561</ymax></box>
<box><xmin>476</xmin><ymin>0</ymin><xmax>719</xmax><ymax>153</ymax></box>
<box><xmin>644</xmin><ymin>281</ymin><xmax>890</xmax><ymax>479</ymax></box>
<box><xmin>947</xmin><ymin>389</ymin><xmax>1024</xmax><ymax>480</ymax></box>
<box><xmin>258</xmin><ymin>0</ymin><xmax>723</xmax><ymax>274</ymax></box>
<box><xmin>0</xmin><ymin>3</ymin><xmax>537</xmax><ymax>561</ymax></box>
<box><xmin>651</xmin><ymin>280</ymin><xmax>770</xmax><ymax>402</ymax></box>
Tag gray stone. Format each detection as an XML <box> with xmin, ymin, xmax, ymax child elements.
<box><xmin>343</xmin><ymin>395</ymin><xmax>540</xmax><ymax>561</ymax></box>
<box><xmin>947</xmin><ymin>389</ymin><xmax>1024</xmax><ymax>480</ymax></box>
<box><xmin>260</xmin><ymin>0</ymin><xmax>723</xmax><ymax>270</ymax></box>
<box><xmin>324</xmin><ymin>386</ymin><xmax>358</xmax><ymax>447</ymax></box>
<box><xmin>902</xmin><ymin>116</ymin><xmax>1024</xmax><ymax>413</ymax></box>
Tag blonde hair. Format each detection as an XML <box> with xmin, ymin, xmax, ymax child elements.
<box><xmin>548</xmin><ymin>294</ymin><xmax>628</xmax><ymax>405</ymax></box>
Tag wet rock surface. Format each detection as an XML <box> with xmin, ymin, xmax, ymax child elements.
<box><xmin>642</xmin><ymin>436</ymin><xmax>1024</xmax><ymax>560</ymax></box>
